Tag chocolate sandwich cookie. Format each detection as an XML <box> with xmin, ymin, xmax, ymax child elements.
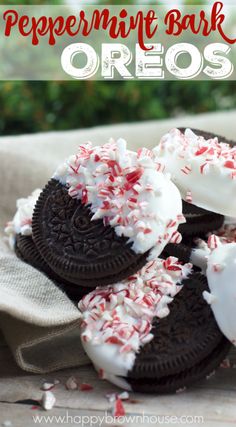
<box><xmin>4</xmin><ymin>189</ymin><xmax>49</xmax><ymax>272</ymax></box>
<box><xmin>153</xmin><ymin>128</ymin><xmax>236</xmax><ymax>219</ymax></box>
<box><xmin>79</xmin><ymin>256</ymin><xmax>230</xmax><ymax>393</ymax></box>
<box><xmin>32</xmin><ymin>139</ymin><xmax>185</xmax><ymax>288</ymax></box>
<box><xmin>33</xmin><ymin>179</ymin><xmax>150</xmax><ymax>288</ymax></box>
<box><xmin>128</xmin><ymin>336</ymin><xmax>230</xmax><ymax>394</ymax></box>
<box><xmin>4</xmin><ymin>189</ymin><xmax>88</xmax><ymax>302</ymax></box>
<box><xmin>179</xmin><ymin>200</ymin><xmax>224</xmax><ymax>237</ymax></box>
<box><xmin>5</xmin><ymin>188</ymin><xmax>44</xmax><ymax>268</ymax></box>
<box><xmin>15</xmin><ymin>233</ymin><xmax>52</xmax><ymax>274</ymax></box>
<box><xmin>15</xmin><ymin>234</ymin><xmax>89</xmax><ymax>302</ymax></box>
<box><xmin>126</xmin><ymin>273</ymin><xmax>231</xmax><ymax>393</ymax></box>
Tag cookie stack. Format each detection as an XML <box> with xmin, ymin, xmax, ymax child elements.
<box><xmin>6</xmin><ymin>130</ymin><xmax>235</xmax><ymax>393</ymax></box>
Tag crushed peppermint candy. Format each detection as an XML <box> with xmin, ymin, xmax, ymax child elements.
<box><xmin>79</xmin><ymin>383</ymin><xmax>94</xmax><ymax>391</ymax></box>
<box><xmin>65</xmin><ymin>377</ymin><xmax>93</xmax><ymax>391</ymax></box>
<box><xmin>41</xmin><ymin>391</ymin><xmax>56</xmax><ymax>411</ymax></box>
<box><xmin>118</xmin><ymin>391</ymin><xmax>130</xmax><ymax>400</ymax></box>
<box><xmin>207</xmin><ymin>234</ymin><xmax>221</xmax><ymax>250</ymax></box>
<box><xmin>112</xmin><ymin>397</ymin><xmax>126</xmax><ymax>418</ymax></box>
<box><xmin>41</xmin><ymin>382</ymin><xmax>56</xmax><ymax>391</ymax></box>
<box><xmin>214</xmin><ymin>223</ymin><xmax>236</xmax><ymax>244</ymax></box>
<box><xmin>65</xmin><ymin>376</ymin><xmax>78</xmax><ymax>390</ymax></box>
<box><xmin>159</xmin><ymin>128</ymin><xmax>236</xmax><ymax>175</ymax></box>
<box><xmin>169</xmin><ymin>230</ymin><xmax>182</xmax><ymax>244</ymax></box>
<box><xmin>181</xmin><ymin>165</ymin><xmax>192</xmax><ymax>175</ymax></box>
<box><xmin>193</xmin><ymin>221</ymin><xmax>236</xmax><ymax>267</ymax></box>
<box><xmin>79</xmin><ymin>257</ymin><xmax>191</xmax><ymax>364</ymax></box>
<box><xmin>4</xmin><ymin>188</ymin><xmax>41</xmax><ymax>249</ymax></box>
<box><xmin>106</xmin><ymin>391</ymin><xmax>129</xmax><ymax>403</ymax></box>
<box><xmin>153</xmin><ymin>128</ymin><xmax>236</xmax><ymax>217</ymax></box>
<box><xmin>53</xmin><ymin>138</ymin><xmax>184</xmax><ymax>259</ymax></box>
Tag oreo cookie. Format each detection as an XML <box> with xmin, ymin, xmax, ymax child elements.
<box><xmin>182</xmin><ymin>199</ymin><xmax>211</xmax><ymax>216</ymax></box>
<box><xmin>15</xmin><ymin>234</ymin><xmax>89</xmax><ymax>302</ymax></box>
<box><xmin>179</xmin><ymin>200</ymin><xmax>224</xmax><ymax>237</ymax></box>
<box><xmin>79</xmin><ymin>255</ymin><xmax>231</xmax><ymax>392</ymax></box>
<box><xmin>126</xmin><ymin>273</ymin><xmax>230</xmax><ymax>393</ymax></box>
<box><xmin>128</xmin><ymin>336</ymin><xmax>230</xmax><ymax>393</ymax></box>
<box><xmin>32</xmin><ymin>179</ymin><xmax>150</xmax><ymax>288</ymax></box>
<box><xmin>15</xmin><ymin>234</ymin><xmax>51</xmax><ymax>274</ymax></box>
<box><xmin>32</xmin><ymin>139</ymin><xmax>185</xmax><ymax>288</ymax></box>
<box><xmin>79</xmin><ymin>263</ymin><xmax>231</xmax><ymax>393</ymax></box>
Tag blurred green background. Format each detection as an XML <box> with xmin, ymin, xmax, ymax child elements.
<box><xmin>1</xmin><ymin>0</ymin><xmax>236</xmax><ymax>135</ymax></box>
<box><xmin>1</xmin><ymin>81</ymin><xmax>236</xmax><ymax>135</ymax></box>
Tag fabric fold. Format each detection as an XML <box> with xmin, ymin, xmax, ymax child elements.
<box><xmin>0</xmin><ymin>249</ymin><xmax>90</xmax><ymax>373</ymax></box>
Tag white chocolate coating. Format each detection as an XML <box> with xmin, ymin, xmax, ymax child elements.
<box><xmin>79</xmin><ymin>257</ymin><xmax>192</xmax><ymax>384</ymax></box>
<box><xmin>153</xmin><ymin>128</ymin><xmax>236</xmax><ymax>216</ymax></box>
<box><xmin>190</xmin><ymin>243</ymin><xmax>211</xmax><ymax>273</ymax></box>
<box><xmin>190</xmin><ymin>220</ymin><xmax>236</xmax><ymax>272</ymax></box>
<box><xmin>204</xmin><ymin>243</ymin><xmax>236</xmax><ymax>345</ymax></box>
<box><xmin>5</xmin><ymin>189</ymin><xmax>41</xmax><ymax>249</ymax></box>
<box><xmin>53</xmin><ymin>138</ymin><xmax>185</xmax><ymax>260</ymax></box>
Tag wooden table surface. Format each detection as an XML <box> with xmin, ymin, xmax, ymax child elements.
<box><xmin>0</xmin><ymin>336</ymin><xmax>236</xmax><ymax>427</ymax></box>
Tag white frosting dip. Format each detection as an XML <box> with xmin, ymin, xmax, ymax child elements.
<box><xmin>153</xmin><ymin>128</ymin><xmax>236</xmax><ymax>216</ymax></box>
<box><xmin>5</xmin><ymin>189</ymin><xmax>41</xmax><ymax>249</ymax></box>
<box><xmin>79</xmin><ymin>257</ymin><xmax>192</xmax><ymax>385</ymax></box>
<box><xmin>53</xmin><ymin>138</ymin><xmax>185</xmax><ymax>260</ymax></box>
<box><xmin>190</xmin><ymin>240</ymin><xmax>211</xmax><ymax>273</ymax></box>
<box><xmin>204</xmin><ymin>242</ymin><xmax>236</xmax><ymax>345</ymax></box>
<box><xmin>191</xmin><ymin>221</ymin><xmax>236</xmax><ymax>272</ymax></box>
